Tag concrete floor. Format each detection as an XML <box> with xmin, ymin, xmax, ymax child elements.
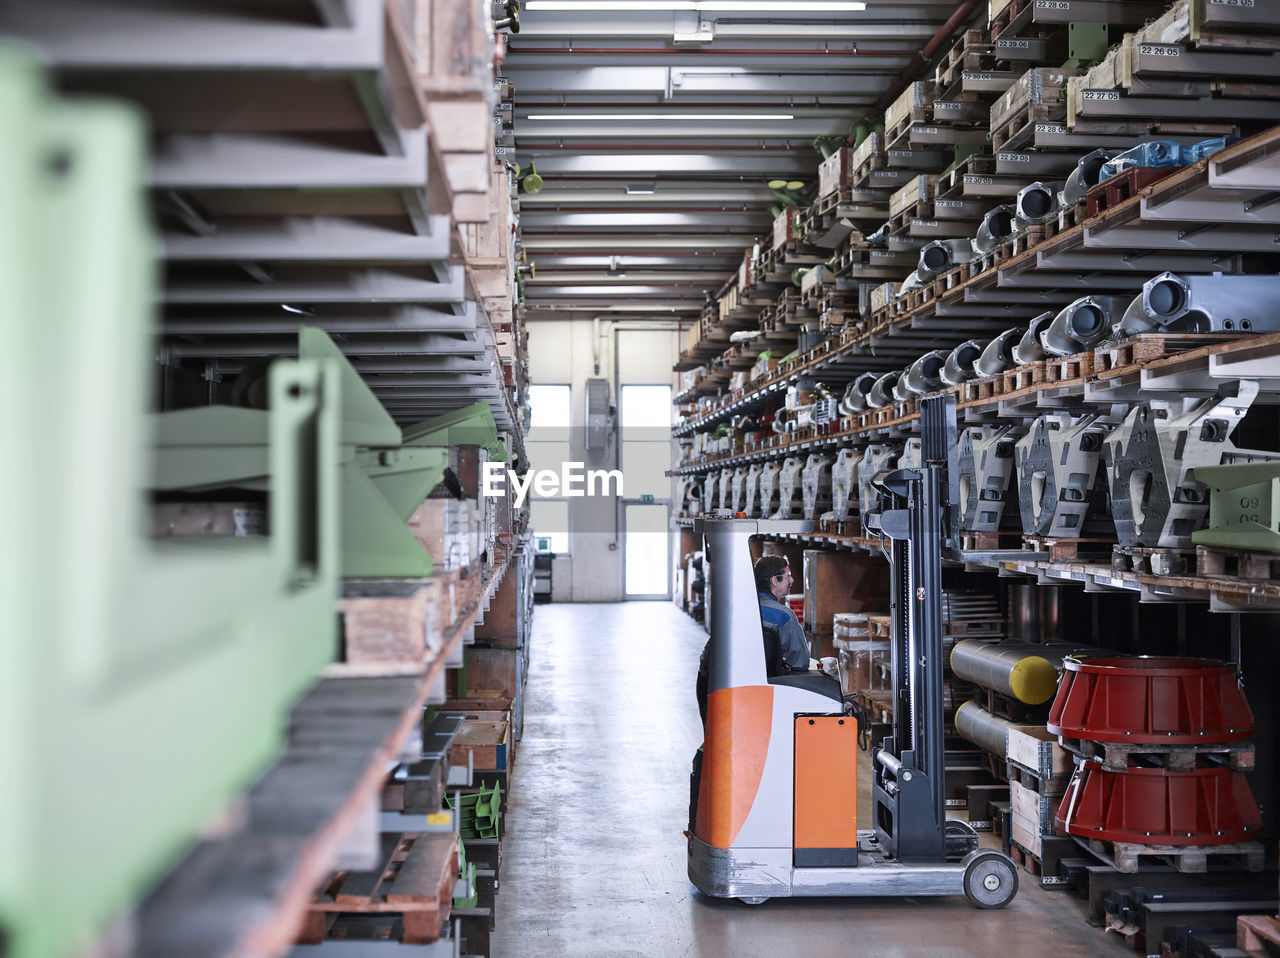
<box><xmin>490</xmin><ymin>602</ymin><xmax>1135</xmax><ymax>958</ymax></box>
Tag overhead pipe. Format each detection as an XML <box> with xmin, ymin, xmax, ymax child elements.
<box><xmin>869</xmin><ymin>0</ymin><xmax>982</xmax><ymax>115</ymax></box>
<box><xmin>509</xmin><ymin>46</ymin><xmax>921</xmax><ymax>57</ymax></box>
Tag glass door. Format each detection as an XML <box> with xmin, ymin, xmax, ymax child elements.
<box><xmin>619</xmin><ymin>384</ymin><xmax>672</xmax><ymax>598</ymax></box>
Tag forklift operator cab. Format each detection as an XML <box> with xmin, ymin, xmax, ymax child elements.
<box><xmin>688</xmin><ymin>397</ymin><xmax>1019</xmax><ymax>909</ymax></box>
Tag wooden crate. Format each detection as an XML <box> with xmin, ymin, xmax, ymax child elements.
<box><xmin>885</xmin><ymin>80</ymin><xmax>934</xmax><ymax>141</ymax></box>
<box><xmin>448</xmin><ymin>717</ymin><xmax>511</xmax><ymax>772</ymax></box>
<box><xmin>338</xmin><ymin>579</ymin><xmax>441</xmax><ymax>674</ymax></box>
<box><xmin>1006</xmin><ymin>725</ymin><xmax>1072</xmax><ymax>780</ymax></box>
<box><xmin>889</xmin><ymin>174</ymin><xmax>937</xmax><ymax>219</ymax></box>
<box><xmin>818</xmin><ymin>147</ymin><xmax>855</xmax><ymax>197</ymax></box>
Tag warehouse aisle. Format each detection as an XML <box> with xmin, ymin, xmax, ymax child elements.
<box><xmin>490</xmin><ymin>603</ymin><xmax>1132</xmax><ymax>958</ymax></box>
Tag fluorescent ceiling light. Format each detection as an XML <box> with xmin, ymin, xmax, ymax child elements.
<box><xmin>527</xmin><ymin>1</ymin><xmax>866</xmax><ymax>9</ymax></box>
<box><xmin>526</xmin><ymin>113</ymin><xmax>794</xmax><ymax>121</ymax></box>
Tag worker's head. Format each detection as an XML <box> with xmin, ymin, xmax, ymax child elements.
<box><xmin>754</xmin><ymin>554</ymin><xmax>793</xmax><ymax>599</ymax></box>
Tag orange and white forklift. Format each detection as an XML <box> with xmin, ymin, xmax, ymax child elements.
<box><xmin>688</xmin><ymin>395</ymin><xmax>1019</xmax><ymax>908</ymax></box>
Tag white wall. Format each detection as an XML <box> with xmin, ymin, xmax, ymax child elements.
<box><xmin>526</xmin><ymin>315</ymin><xmax>682</xmax><ymax>602</ymax></box>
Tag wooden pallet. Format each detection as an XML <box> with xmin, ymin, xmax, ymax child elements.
<box><xmin>849</xmin><ymin>152</ymin><xmax>888</xmax><ymax>190</ymax></box>
<box><xmin>1094</xmin><ymin>333</ymin><xmax>1234</xmax><ymax>373</ymax></box>
<box><xmin>958</xmin><ymin>529</ymin><xmax>1024</xmax><ymax>553</ymax></box>
<box><xmin>936</xmin><ymin>30</ymin><xmax>995</xmax><ymax>89</ymax></box>
<box><xmin>1002</xmin><ymin>361</ymin><xmax>1046</xmax><ymax>394</ymax></box>
<box><xmin>1057</xmin><ymin>736</ymin><xmax>1256</xmax><ymax>772</ymax></box>
<box><xmin>1076</xmin><ymin>835</ymin><xmax>1265</xmax><ymax>874</ymax></box>
<box><xmin>299</xmin><ymin>832</ymin><xmax>460</xmax><ymax>945</ymax></box>
<box><xmin>1045</xmin><ymin>351</ymin><xmax>1094</xmax><ymax>384</ymax></box>
<box><xmin>1197</xmin><ymin>545</ymin><xmax>1280</xmax><ymax>581</ymax></box>
<box><xmin>885</xmin><ymin>109</ymin><xmax>932</xmax><ymax>151</ymax></box>
<box><xmin>815</xmin><ymin>187</ymin><xmax>851</xmax><ymax>216</ymax></box>
<box><xmin>1237</xmin><ymin>914</ymin><xmax>1280</xmax><ymax>955</ymax></box>
<box><xmin>1009</xmin><ymin>840</ymin><xmax>1046</xmax><ymax>877</ymax></box>
<box><xmin>337</xmin><ymin>579</ymin><xmax>443</xmax><ymax>676</ymax></box>
<box><xmin>1112</xmin><ymin>545</ymin><xmax>1195</xmax><ymax>577</ymax></box>
<box><xmin>1022</xmin><ymin>535</ymin><xmax>1113</xmax><ymax>562</ymax></box>
<box><xmin>991</xmin><ymin>101</ymin><xmax>1063</xmax><ymax>152</ymax></box>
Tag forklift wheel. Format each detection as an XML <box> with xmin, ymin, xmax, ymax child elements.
<box><xmin>961</xmin><ymin>851</ymin><xmax>1019</xmax><ymax>909</ymax></box>
<box><xmin>738</xmin><ymin>897</ymin><xmax>768</xmax><ymax>906</ymax></box>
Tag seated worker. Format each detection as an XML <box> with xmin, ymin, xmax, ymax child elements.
<box><xmin>697</xmin><ymin>553</ymin><xmax>810</xmax><ymax>724</ymax></box>
<box><xmin>754</xmin><ymin>555</ymin><xmax>810</xmax><ymax>676</ymax></box>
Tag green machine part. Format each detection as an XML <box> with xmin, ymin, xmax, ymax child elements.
<box><xmin>1192</xmin><ymin>461</ymin><xmax>1280</xmax><ymax>553</ymax></box>
<box><xmin>0</xmin><ymin>48</ymin><xmax>342</xmax><ymax>958</ymax></box>
<box><xmin>1064</xmin><ymin>21</ymin><xmax>1109</xmax><ymax>69</ymax></box>
<box><xmin>402</xmin><ymin>400</ymin><xmax>507</xmax><ymax>463</ymax></box>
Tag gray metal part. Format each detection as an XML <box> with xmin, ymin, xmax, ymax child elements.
<box><xmin>956</xmin><ymin>425</ymin><xmax>1021</xmax><ymax>532</ymax></box>
<box><xmin>858</xmin><ymin>444</ymin><xmax>900</xmax><ymax>521</ymax></box>
<box><xmin>898</xmin><ymin>437</ymin><xmax>923</xmax><ymax>471</ymax></box>
<box><xmin>867</xmin><ymin>371</ymin><xmax>901</xmax><ymax>409</ymax></box>
<box><xmin>758</xmin><ymin>461</ymin><xmax>782</xmax><ymax>518</ymax></box>
<box><xmin>743</xmin><ymin>463</ymin><xmax>763</xmax><ymax>518</ymax></box>
<box><xmin>1011</xmin><ymin>311</ymin><xmax>1053</xmax><ymax>365</ymax></box>
<box><xmin>719</xmin><ymin>468</ymin><xmax>735</xmax><ymax>512</ymax></box>
<box><xmin>1061</xmin><ymin>148</ymin><xmax>1120</xmax><ymax>206</ymax></box>
<box><xmin>730</xmin><ymin>467</ymin><xmax>749</xmax><ymax>515</ymax></box>
<box><xmin>830</xmin><ymin>449</ymin><xmax>860</xmax><ymax>522</ymax></box>
<box><xmin>973</xmin><ymin>328</ymin><xmax>1021</xmax><ymax>377</ymax></box>
<box><xmin>688</xmin><ymin>834</ymin><xmax>968</xmax><ymax>901</ymax></box>
<box><xmin>1013</xmin><ymin>413</ymin><xmax>1110</xmax><ymax>537</ymax></box>
<box><xmin>941</xmin><ymin>340</ymin><xmax>984</xmax><ymax>385</ymax></box>
<box><xmin>1119</xmin><ymin>271</ymin><xmax>1280</xmax><ymax>336</ymax></box>
<box><xmin>973</xmin><ymin>205</ymin><xmax>1015</xmax><ymax>255</ymax></box>
<box><xmin>1103</xmin><ymin>384</ymin><xmax>1259</xmax><ymax>547</ymax></box>
<box><xmin>1014</xmin><ymin>180</ymin><xmax>1065</xmax><ymax>230</ymax></box>
<box><xmin>703</xmin><ymin>471</ymin><xmax>719</xmax><ymax>515</ymax></box>
<box><xmin>903</xmin><ymin>349</ymin><xmax>948</xmax><ymax>395</ymax></box>
<box><xmin>1041</xmin><ymin>295</ymin><xmax>1129</xmax><ymax>356</ymax></box>
<box><xmin>840</xmin><ymin>372</ymin><xmax>878</xmax><ymax>415</ymax></box>
<box><xmin>773</xmin><ymin>457</ymin><xmax>805</xmax><ymax>519</ymax></box>
<box><xmin>899</xmin><ymin>269</ymin><xmax>925</xmax><ymax>294</ymax></box>
<box><xmin>801</xmin><ymin>454</ymin><xmax>834</xmax><ymax>520</ymax></box>
<box><xmin>917</xmin><ymin>238</ymin><xmax>975</xmax><ymax>281</ymax></box>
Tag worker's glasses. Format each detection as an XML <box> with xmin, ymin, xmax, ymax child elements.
<box><xmin>773</xmin><ymin>572</ymin><xmax>792</xmax><ymax>581</ymax></box>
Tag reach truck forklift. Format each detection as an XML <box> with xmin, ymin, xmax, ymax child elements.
<box><xmin>688</xmin><ymin>395</ymin><xmax>1019</xmax><ymax>908</ymax></box>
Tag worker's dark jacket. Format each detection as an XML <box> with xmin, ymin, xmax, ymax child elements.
<box><xmin>757</xmin><ymin>591</ymin><xmax>809</xmax><ymax>670</ymax></box>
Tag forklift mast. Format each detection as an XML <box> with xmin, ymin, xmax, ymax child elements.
<box><xmin>865</xmin><ymin>394</ymin><xmax>958</xmax><ymax>863</ymax></box>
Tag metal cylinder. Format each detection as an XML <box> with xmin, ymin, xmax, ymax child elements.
<box><xmin>1008</xmin><ymin>584</ymin><xmax>1062</xmax><ymax>643</ymax></box>
<box><xmin>954</xmin><ymin>700</ymin><xmax>1019</xmax><ymax>755</ymax></box>
<box><xmin>951</xmin><ymin>640</ymin><xmax>1108</xmax><ymax>705</ymax></box>
<box><xmin>840</xmin><ymin>371</ymin><xmax>878</xmax><ymax>414</ymax></box>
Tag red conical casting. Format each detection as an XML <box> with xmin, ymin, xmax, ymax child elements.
<box><xmin>1055</xmin><ymin>761</ymin><xmax>1260</xmax><ymax>846</ymax></box>
<box><xmin>1046</xmin><ymin>656</ymin><xmax>1253</xmax><ymax>744</ymax></box>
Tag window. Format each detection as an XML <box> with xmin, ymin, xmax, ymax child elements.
<box><xmin>526</xmin><ymin>384</ymin><xmax>572</xmax><ymax>554</ymax></box>
<box><xmin>620</xmin><ymin>384</ymin><xmax>673</xmax><ymax>500</ymax></box>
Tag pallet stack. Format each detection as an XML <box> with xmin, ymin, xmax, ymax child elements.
<box><xmin>1004</xmin><ymin>725</ymin><xmax>1072</xmax><ymax>874</ymax></box>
